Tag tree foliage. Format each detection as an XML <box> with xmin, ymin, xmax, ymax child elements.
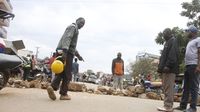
<box><xmin>181</xmin><ymin>0</ymin><xmax>200</xmax><ymax>28</ymax></box>
<box><xmin>128</xmin><ymin>58</ymin><xmax>159</xmax><ymax>80</ymax></box>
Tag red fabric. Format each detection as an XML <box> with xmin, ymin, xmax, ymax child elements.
<box><xmin>0</xmin><ymin>43</ymin><xmax>5</xmax><ymax>48</ymax></box>
<box><xmin>49</xmin><ymin>57</ymin><xmax>56</xmax><ymax>66</ymax></box>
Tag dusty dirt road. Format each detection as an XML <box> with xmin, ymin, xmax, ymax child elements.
<box><xmin>0</xmin><ymin>87</ymin><xmax>198</xmax><ymax>112</ymax></box>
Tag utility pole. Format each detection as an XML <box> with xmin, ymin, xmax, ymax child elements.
<box><xmin>35</xmin><ymin>46</ymin><xmax>40</xmax><ymax>60</ymax></box>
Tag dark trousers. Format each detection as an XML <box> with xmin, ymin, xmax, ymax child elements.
<box><xmin>23</xmin><ymin>67</ymin><xmax>30</xmax><ymax>81</ymax></box>
<box><xmin>51</xmin><ymin>53</ymin><xmax>73</xmax><ymax>95</ymax></box>
<box><xmin>180</xmin><ymin>65</ymin><xmax>200</xmax><ymax>110</ymax></box>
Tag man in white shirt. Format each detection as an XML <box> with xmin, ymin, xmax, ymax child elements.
<box><xmin>175</xmin><ymin>25</ymin><xmax>200</xmax><ymax>112</ymax></box>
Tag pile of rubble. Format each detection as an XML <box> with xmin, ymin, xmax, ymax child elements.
<box><xmin>88</xmin><ymin>85</ymin><xmax>163</xmax><ymax>100</ymax></box>
<box><xmin>6</xmin><ymin>78</ymin><xmax>200</xmax><ymax>105</ymax></box>
<box><xmin>7</xmin><ymin>78</ymin><xmax>46</xmax><ymax>89</ymax></box>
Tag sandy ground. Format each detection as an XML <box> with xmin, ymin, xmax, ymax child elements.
<box><xmin>0</xmin><ymin>87</ymin><xmax>199</xmax><ymax>112</ymax></box>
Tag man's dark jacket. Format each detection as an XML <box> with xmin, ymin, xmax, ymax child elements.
<box><xmin>158</xmin><ymin>37</ymin><xmax>179</xmax><ymax>74</ymax></box>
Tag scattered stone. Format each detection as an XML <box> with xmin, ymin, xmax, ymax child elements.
<box><xmin>126</xmin><ymin>86</ymin><xmax>135</xmax><ymax>93</ymax></box>
<box><xmin>138</xmin><ymin>93</ymin><xmax>148</xmax><ymax>99</ymax></box>
<box><xmin>132</xmin><ymin>92</ymin><xmax>138</xmax><ymax>97</ymax></box>
<box><xmin>112</xmin><ymin>91</ymin><xmax>118</xmax><ymax>96</ymax></box>
<box><xmin>8</xmin><ymin>78</ymin><xmax>15</xmax><ymax>85</ymax></box>
<box><xmin>94</xmin><ymin>90</ymin><xmax>103</xmax><ymax>95</ymax></box>
<box><xmin>68</xmin><ymin>82</ymin><xmax>87</xmax><ymax>92</ymax></box>
<box><xmin>87</xmin><ymin>88</ymin><xmax>95</xmax><ymax>93</ymax></box>
<box><xmin>41</xmin><ymin>82</ymin><xmax>49</xmax><ymax>89</ymax></box>
<box><xmin>123</xmin><ymin>90</ymin><xmax>133</xmax><ymax>97</ymax></box>
<box><xmin>146</xmin><ymin>92</ymin><xmax>161</xmax><ymax>100</ymax></box>
<box><xmin>14</xmin><ymin>80</ymin><xmax>22</xmax><ymax>85</ymax></box>
<box><xmin>20</xmin><ymin>81</ymin><xmax>30</xmax><ymax>88</ymax></box>
<box><xmin>12</xmin><ymin>80</ymin><xmax>23</xmax><ymax>88</ymax></box>
<box><xmin>118</xmin><ymin>91</ymin><xmax>124</xmax><ymax>96</ymax></box>
<box><xmin>97</xmin><ymin>86</ymin><xmax>107</xmax><ymax>93</ymax></box>
<box><xmin>29</xmin><ymin>80</ymin><xmax>41</xmax><ymax>88</ymax></box>
<box><xmin>107</xmin><ymin>88</ymin><xmax>115</xmax><ymax>95</ymax></box>
<box><xmin>14</xmin><ymin>84</ymin><xmax>22</xmax><ymax>88</ymax></box>
<box><xmin>135</xmin><ymin>85</ymin><xmax>145</xmax><ymax>94</ymax></box>
<box><xmin>112</xmin><ymin>90</ymin><xmax>124</xmax><ymax>96</ymax></box>
<box><xmin>122</xmin><ymin>90</ymin><xmax>129</xmax><ymax>96</ymax></box>
<box><xmin>6</xmin><ymin>83</ymin><xmax>12</xmax><ymax>87</ymax></box>
<box><xmin>6</xmin><ymin>78</ymin><xmax>190</xmax><ymax>103</ymax></box>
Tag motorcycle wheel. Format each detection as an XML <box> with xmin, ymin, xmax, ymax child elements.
<box><xmin>0</xmin><ymin>70</ymin><xmax>10</xmax><ymax>90</ymax></box>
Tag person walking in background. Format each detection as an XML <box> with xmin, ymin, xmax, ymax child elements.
<box><xmin>47</xmin><ymin>17</ymin><xmax>85</xmax><ymax>101</ymax></box>
<box><xmin>49</xmin><ymin>52</ymin><xmax>57</xmax><ymax>82</ymax></box>
<box><xmin>174</xmin><ymin>25</ymin><xmax>200</xmax><ymax>112</ymax></box>
<box><xmin>30</xmin><ymin>55</ymin><xmax>36</xmax><ymax>77</ymax></box>
<box><xmin>112</xmin><ymin>52</ymin><xmax>124</xmax><ymax>91</ymax></box>
<box><xmin>49</xmin><ymin>52</ymin><xmax>57</xmax><ymax>66</ymax></box>
<box><xmin>72</xmin><ymin>58</ymin><xmax>79</xmax><ymax>82</ymax></box>
<box><xmin>157</xmin><ymin>28</ymin><xmax>179</xmax><ymax>112</ymax></box>
<box><xmin>146</xmin><ymin>74</ymin><xmax>152</xmax><ymax>81</ymax></box>
<box><xmin>23</xmin><ymin>55</ymin><xmax>32</xmax><ymax>81</ymax></box>
<box><xmin>31</xmin><ymin>55</ymin><xmax>36</xmax><ymax>70</ymax></box>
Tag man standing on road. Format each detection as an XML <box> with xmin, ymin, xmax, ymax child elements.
<box><xmin>112</xmin><ymin>52</ymin><xmax>124</xmax><ymax>91</ymax></box>
<box><xmin>72</xmin><ymin>58</ymin><xmax>79</xmax><ymax>82</ymax></box>
<box><xmin>174</xmin><ymin>25</ymin><xmax>200</xmax><ymax>112</ymax></box>
<box><xmin>47</xmin><ymin>17</ymin><xmax>85</xmax><ymax>101</ymax></box>
<box><xmin>157</xmin><ymin>28</ymin><xmax>179</xmax><ymax>112</ymax></box>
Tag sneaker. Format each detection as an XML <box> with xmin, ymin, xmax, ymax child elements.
<box><xmin>184</xmin><ymin>108</ymin><xmax>196</xmax><ymax>112</ymax></box>
<box><xmin>47</xmin><ymin>86</ymin><xmax>56</xmax><ymax>100</ymax></box>
<box><xmin>174</xmin><ymin>106</ymin><xmax>186</xmax><ymax>111</ymax></box>
<box><xmin>157</xmin><ymin>106</ymin><xmax>173</xmax><ymax>112</ymax></box>
<box><xmin>60</xmin><ymin>95</ymin><xmax>71</xmax><ymax>100</ymax></box>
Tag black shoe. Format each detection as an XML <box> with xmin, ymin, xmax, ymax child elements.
<box><xmin>174</xmin><ymin>106</ymin><xmax>186</xmax><ymax>111</ymax></box>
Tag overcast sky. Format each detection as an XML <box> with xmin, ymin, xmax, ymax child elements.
<box><xmin>8</xmin><ymin>0</ymin><xmax>190</xmax><ymax>73</ymax></box>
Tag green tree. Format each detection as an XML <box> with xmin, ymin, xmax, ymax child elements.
<box><xmin>128</xmin><ymin>58</ymin><xmax>159</xmax><ymax>80</ymax></box>
<box><xmin>181</xmin><ymin>0</ymin><xmax>200</xmax><ymax>28</ymax></box>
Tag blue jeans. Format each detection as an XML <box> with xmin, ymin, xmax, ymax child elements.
<box><xmin>113</xmin><ymin>75</ymin><xmax>123</xmax><ymax>90</ymax></box>
<box><xmin>180</xmin><ymin>65</ymin><xmax>200</xmax><ymax>110</ymax></box>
